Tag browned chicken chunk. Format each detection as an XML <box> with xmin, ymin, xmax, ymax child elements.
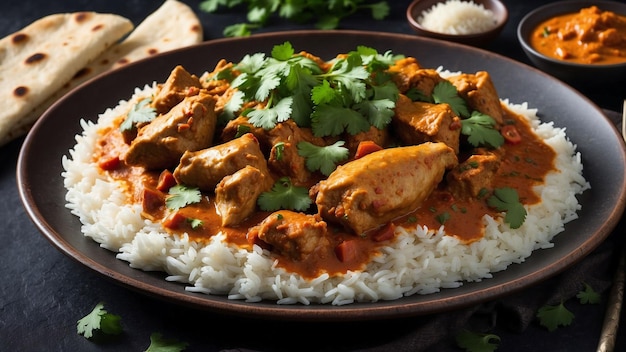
<box><xmin>173</xmin><ymin>133</ymin><xmax>270</xmax><ymax>191</ymax></box>
<box><xmin>447</xmin><ymin>150</ymin><xmax>503</xmax><ymax>199</ymax></box>
<box><xmin>311</xmin><ymin>142</ymin><xmax>458</xmax><ymax>235</ymax></box>
<box><xmin>124</xmin><ymin>93</ymin><xmax>217</xmax><ymax>170</ymax></box>
<box><xmin>249</xmin><ymin>210</ymin><xmax>330</xmax><ymax>261</ymax></box>
<box><xmin>393</xmin><ymin>94</ymin><xmax>462</xmax><ymax>153</ymax></box>
<box><xmin>152</xmin><ymin>65</ymin><xmax>203</xmax><ymax>114</ymax></box>
<box><xmin>447</xmin><ymin>71</ymin><xmax>505</xmax><ymax>124</ymax></box>
<box><xmin>388</xmin><ymin>58</ymin><xmax>445</xmax><ymax>96</ymax></box>
<box><xmin>214</xmin><ymin>165</ymin><xmax>273</xmax><ymax>227</ymax></box>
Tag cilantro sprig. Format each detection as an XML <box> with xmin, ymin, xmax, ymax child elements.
<box><xmin>257</xmin><ymin>177</ymin><xmax>312</xmax><ymax>211</ymax></box>
<box><xmin>297</xmin><ymin>140</ymin><xmax>349</xmax><ymax>176</ymax></box>
<box><xmin>165</xmin><ymin>185</ymin><xmax>202</xmax><ymax>210</ymax></box>
<box><xmin>455</xmin><ymin>329</ymin><xmax>501</xmax><ymax>352</ymax></box>
<box><xmin>199</xmin><ymin>0</ymin><xmax>390</xmax><ymax>37</ymax></box>
<box><xmin>146</xmin><ymin>332</ymin><xmax>189</xmax><ymax>352</ymax></box>
<box><xmin>220</xmin><ymin>42</ymin><xmax>401</xmax><ymax>138</ymax></box>
<box><xmin>487</xmin><ymin>187</ymin><xmax>527</xmax><ymax>229</ymax></box>
<box><xmin>536</xmin><ymin>300</ymin><xmax>575</xmax><ymax>332</ymax></box>
<box><xmin>77</xmin><ymin>302</ymin><xmax>122</xmax><ymax>339</ymax></box>
<box><xmin>120</xmin><ymin>98</ymin><xmax>157</xmax><ymax>132</ymax></box>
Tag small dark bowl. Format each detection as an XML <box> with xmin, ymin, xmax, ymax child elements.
<box><xmin>517</xmin><ymin>0</ymin><xmax>626</xmax><ymax>87</ymax></box>
<box><xmin>406</xmin><ymin>0</ymin><xmax>508</xmax><ymax>47</ymax></box>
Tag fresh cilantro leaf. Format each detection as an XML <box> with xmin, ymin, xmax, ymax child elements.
<box><xmin>119</xmin><ymin>98</ymin><xmax>156</xmax><ymax>132</ymax></box>
<box><xmin>297</xmin><ymin>141</ymin><xmax>349</xmax><ymax>176</ymax></box>
<box><xmin>188</xmin><ymin>218</ymin><xmax>203</xmax><ymax>230</ymax></box>
<box><xmin>271</xmin><ymin>41</ymin><xmax>294</xmax><ymax>61</ymax></box>
<box><xmin>455</xmin><ymin>329</ymin><xmax>501</xmax><ymax>352</ymax></box>
<box><xmin>246</xmin><ymin>96</ymin><xmax>293</xmax><ymax>129</ymax></box>
<box><xmin>166</xmin><ymin>185</ymin><xmax>202</xmax><ymax>210</ymax></box>
<box><xmin>577</xmin><ymin>282</ymin><xmax>601</xmax><ymax>304</ymax></box>
<box><xmin>436</xmin><ymin>212</ymin><xmax>450</xmax><ymax>225</ymax></box>
<box><xmin>368</xmin><ymin>1</ymin><xmax>391</xmax><ymax>20</ymax></box>
<box><xmin>145</xmin><ymin>332</ymin><xmax>189</xmax><ymax>352</ymax></box>
<box><xmin>461</xmin><ymin>111</ymin><xmax>505</xmax><ymax>148</ymax></box>
<box><xmin>258</xmin><ymin>177</ymin><xmax>312</xmax><ymax>211</ymax></box>
<box><xmin>536</xmin><ymin>300</ymin><xmax>575</xmax><ymax>331</ymax></box>
<box><xmin>77</xmin><ymin>302</ymin><xmax>122</xmax><ymax>339</ymax></box>
<box><xmin>406</xmin><ymin>87</ymin><xmax>432</xmax><ymax>103</ymax></box>
<box><xmin>311</xmin><ymin>104</ymin><xmax>371</xmax><ymax>137</ymax></box>
<box><xmin>487</xmin><ymin>187</ymin><xmax>527</xmax><ymax>229</ymax></box>
<box><xmin>432</xmin><ymin>81</ymin><xmax>469</xmax><ymax>117</ymax></box>
<box><xmin>218</xmin><ymin>90</ymin><xmax>245</xmax><ymax>125</ymax></box>
<box><xmin>274</xmin><ymin>142</ymin><xmax>285</xmax><ymax>161</ymax></box>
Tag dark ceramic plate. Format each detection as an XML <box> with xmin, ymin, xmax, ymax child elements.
<box><xmin>17</xmin><ymin>30</ymin><xmax>626</xmax><ymax>321</ymax></box>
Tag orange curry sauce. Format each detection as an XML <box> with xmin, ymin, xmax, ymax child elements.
<box><xmin>94</xmin><ymin>107</ymin><xmax>556</xmax><ymax>279</ymax></box>
<box><xmin>530</xmin><ymin>6</ymin><xmax>626</xmax><ymax>65</ymax></box>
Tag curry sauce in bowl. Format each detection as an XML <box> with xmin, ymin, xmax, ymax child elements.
<box><xmin>517</xmin><ymin>0</ymin><xmax>626</xmax><ymax>86</ymax></box>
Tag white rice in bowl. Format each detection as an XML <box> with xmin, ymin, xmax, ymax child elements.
<box><xmin>62</xmin><ymin>79</ymin><xmax>590</xmax><ymax>306</ymax></box>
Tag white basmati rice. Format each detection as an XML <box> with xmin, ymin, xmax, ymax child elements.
<box><xmin>417</xmin><ymin>0</ymin><xmax>498</xmax><ymax>35</ymax></box>
<box><xmin>62</xmin><ymin>76</ymin><xmax>590</xmax><ymax>306</ymax></box>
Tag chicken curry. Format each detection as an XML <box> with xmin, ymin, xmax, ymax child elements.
<box><xmin>530</xmin><ymin>6</ymin><xmax>626</xmax><ymax>65</ymax></box>
<box><xmin>93</xmin><ymin>43</ymin><xmax>556</xmax><ymax>279</ymax></box>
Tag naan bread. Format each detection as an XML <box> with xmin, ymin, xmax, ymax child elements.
<box><xmin>1</xmin><ymin>0</ymin><xmax>203</xmax><ymax>147</ymax></box>
<box><xmin>0</xmin><ymin>12</ymin><xmax>134</xmax><ymax>146</ymax></box>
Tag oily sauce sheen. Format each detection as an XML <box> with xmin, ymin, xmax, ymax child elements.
<box><xmin>95</xmin><ymin>106</ymin><xmax>555</xmax><ymax>280</ymax></box>
<box><xmin>530</xmin><ymin>6</ymin><xmax>626</xmax><ymax>64</ymax></box>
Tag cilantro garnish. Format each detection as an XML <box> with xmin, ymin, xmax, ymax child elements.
<box><xmin>77</xmin><ymin>302</ymin><xmax>122</xmax><ymax>339</ymax></box>
<box><xmin>297</xmin><ymin>141</ymin><xmax>349</xmax><ymax>176</ymax></box>
<box><xmin>536</xmin><ymin>300</ymin><xmax>574</xmax><ymax>331</ymax></box>
<box><xmin>222</xmin><ymin>42</ymin><xmax>400</xmax><ymax>138</ymax></box>
<box><xmin>455</xmin><ymin>329</ymin><xmax>501</xmax><ymax>352</ymax></box>
<box><xmin>165</xmin><ymin>185</ymin><xmax>202</xmax><ymax>210</ymax></box>
<box><xmin>487</xmin><ymin>187</ymin><xmax>527</xmax><ymax>229</ymax></box>
<box><xmin>200</xmin><ymin>0</ymin><xmax>390</xmax><ymax>37</ymax></box>
<box><xmin>577</xmin><ymin>282</ymin><xmax>601</xmax><ymax>304</ymax></box>
<box><xmin>257</xmin><ymin>177</ymin><xmax>312</xmax><ymax>211</ymax></box>
<box><xmin>145</xmin><ymin>332</ymin><xmax>189</xmax><ymax>352</ymax></box>
<box><xmin>461</xmin><ymin>111</ymin><xmax>504</xmax><ymax>148</ymax></box>
<box><xmin>432</xmin><ymin>81</ymin><xmax>469</xmax><ymax>117</ymax></box>
<box><xmin>188</xmin><ymin>218</ymin><xmax>204</xmax><ymax>230</ymax></box>
<box><xmin>119</xmin><ymin>98</ymin><xmax>156</xmax><ymax>132</ymax></box>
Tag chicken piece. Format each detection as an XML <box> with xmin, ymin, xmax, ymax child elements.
<box><xmin>266</xmin><ymin>120</ymin><xmax>326</xmax><ymax>186</ymax></box>
<box><xmin>248</xmin><ymin>210</ymin><xmax>330</xmax><ymax>261</ymax></box>
<box><xmin>311</xmin><ymin>142</ymin><xmax>458</xmax><ymax>235</ymax></box>
<box><xmin>447</xmin><ymin>71</ymin><xmax>504</xmax><ymax>124</ymax></box>
<box><xmin>447</xmin><ymin>150</ymin><xmax>503</xmax><ymax>199</ymax></box>
<box><xmin>388</xmin><ymin>57</ymin><xmax>445</xmax><ymax>95</ymax></box>
<box><xmin>173</xmin><ymin>133</ymin><xmax>270</xmax><ymax>191</ymax></box>
<box><xmin>392</xmin><ymin>94</ymin><xmax>462</xmax><ymax>153</ymax></box>
<box><xmin>124</xmin><ymin>93</ymin><xmax>217</xmax><ymax>170</ymax></box>
<box><xmin>214</xmin><ymin>165</ymin><xmax>273</xmax><ymax>226</ymax></box>
<box><xmin>219</xmin><ymin>116</ymin><xmax>267</xmax><ymax>146</ymax></box>
<box><xmin>152</xmin><ymin>65</ymin><xmax>203</xmax><ymax>114</ymax></box>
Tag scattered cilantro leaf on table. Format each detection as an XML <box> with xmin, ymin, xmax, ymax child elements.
<box><xmin>487</xmin><ymin>187</ymin><xmax>527</xmax><ymax>229</ymax></box>
<box><xmin>145</xmin><ymin>332</ymin><xmax>189</xmax><ymax>352</ymax></box>
<box><xmin>536</xmin><ymin>300</ymin><xmax>575</xmax><ymax>331</ymax></box>
<box><xmin>297</xmin><ymin>140</ymin><xmax>349</xmax><ymax>176</ymax></box>
<box><xmin>120</xmin><ymin>98</ymin><xmax>157</xmax><ymax>132</ymax></box>
<box><xmin>199</xmin><ymin>0</ymin><xmax>390</xmax><ymax>37</ymax></box>
<box><xmin>77</xmin><ymin>302</ymin><xmax>122</xmax><ymax>339</ymax></box>
<box><xmin>166</xmin><ymin>185</ymin><xmax>202</xmax><ymax>210</ymax></box>
<box><xmin>258</xmin><ymin>177</ymin><xmax>312</xmax><ymax>211</ymax></box>
<box><xmin>577</xmin><ymin>282</ymin><xmax>601</xmax><ymax>304</ymax></box>
<box><xmin>455</xmin><ymin>329</ymin><xmax>501</xmax><ymax>352</ymax></box>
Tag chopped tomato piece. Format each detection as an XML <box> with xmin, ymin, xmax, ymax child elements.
<box><xmin>162</xmin><ymin>211</ymin><xmax>187</xmax><ymax>230</ymax></box>
<box><xmin>142</xmin><ymin>188</ymin><xmax>164</xmax><ymax>214</ymax></box>
<box><xmin>371</xmin><ymin>222</ymin><xmax>395</xmax><ymax>242</ymax></box>
<box><xmin>354</xmin><ymin>140</ymin><xmax>382</xmax><ymax>159</ymax></box>
<box><xmin>98</xmin><ymin>155</ymin><xmax>120</xmax><ymax>171</ymax></box>
<box><xmin>156</xmin><ymin>169</ymin><xmax>177</xmax><ymax>192</ymax></box>
<box><xmin>335</xmin><ymin>240</ymin><xmax>359</xmax><ymax>263</ymax></box>
<box><xmin>501</xmin><ymin>125</ymin><xmax>522</xmax><ymax>144</ymax></box>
